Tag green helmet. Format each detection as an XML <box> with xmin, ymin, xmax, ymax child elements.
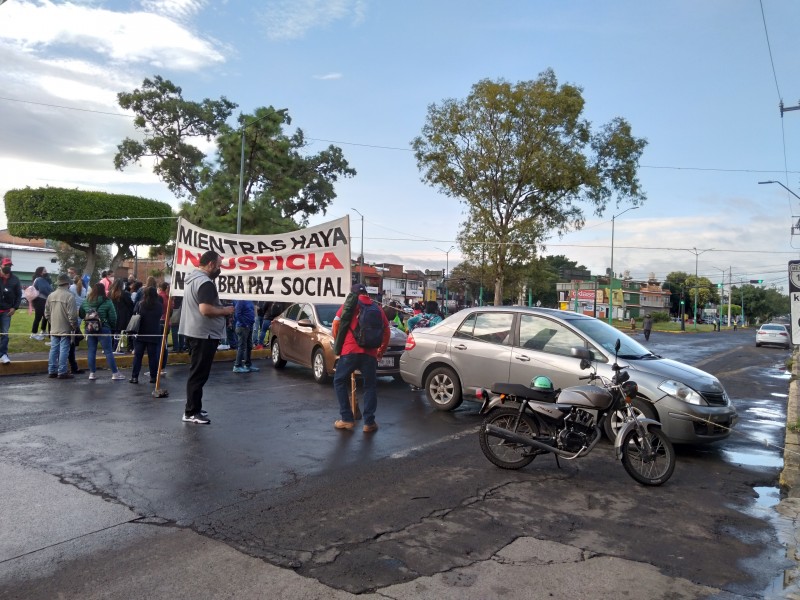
<box><xmin>530</xmin><ymin>375</ymin><xmax>554</xmax><ymax>391</ymax></box>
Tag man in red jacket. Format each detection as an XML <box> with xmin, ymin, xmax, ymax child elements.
<box><xmin>331</xmin><ymin>283</ymin><xmax>390</xmax><ymax>433</ymax></box>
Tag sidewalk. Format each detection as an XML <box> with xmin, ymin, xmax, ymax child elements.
<box><xmin>0</xmin><ymin>346</ymin><xmax>269</xmax><ymax>377</ymax></box>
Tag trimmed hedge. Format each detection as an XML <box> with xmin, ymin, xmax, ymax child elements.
<box><xmin>4</xmin><ymin>187</ymin><xmax>174</xmax><ymax>247</ymax></box>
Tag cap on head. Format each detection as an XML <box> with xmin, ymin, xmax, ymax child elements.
<box><xmin>351</xmin><ymin>283</ymin><xmax>367</xmax><ymax>295</ymax></box>
<box><xmin>57</xmin><ymin>273</ymin><xmax>71</xmax><ymax>286</ymax></box>
<box><xmin>1</xmin><ymin>258</ymin><xmax>11</xmax><ymax>267</ymax></box>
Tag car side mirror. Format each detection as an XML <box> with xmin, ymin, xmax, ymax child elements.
<box><xmin>297</xmin><ymin>319</ymin><xmax>314</xmax><ymax>328</ymax></box>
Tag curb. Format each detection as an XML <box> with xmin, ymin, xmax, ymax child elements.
<box><xmin>0</xmin><ymin>349</ymin><xmax>272</xmax><ymax>377</ymax></box>
<box><xmin>781</xmin><ymin>352</ymin><xmax>800</xmax><ymax>496</ymax></box>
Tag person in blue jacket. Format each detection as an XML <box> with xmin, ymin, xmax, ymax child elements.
<box><xmin>232</xmin><ymin>300</ymin><xmax>258</xmax><ymax>373</ymax></box>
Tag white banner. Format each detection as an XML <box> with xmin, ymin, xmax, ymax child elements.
<box><xmin>172</xmin><ymin>217</ymin><xmax>352</xmax><ymax>302</ymax></box>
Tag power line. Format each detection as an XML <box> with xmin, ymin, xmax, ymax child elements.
<box><xmin>759</xmin><ymin>0</ymin><xmax>782</xmax><ymax>100</ymax></box>
<box><xmin>1</xmin><ymin>95</ymin><xmax>798</xmax><ymax>176</ymax></box>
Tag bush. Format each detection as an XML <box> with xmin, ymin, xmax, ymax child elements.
<box><xmin>650</xmin><ymin>311</ymin><xmax>670</xmax><ymax>323</ymax></box>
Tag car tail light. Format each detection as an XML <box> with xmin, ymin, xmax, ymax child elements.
<box><xmin>780</xmin><ymin>332</ymin><xmax>789</xmax><ymax>337</ymax></box>
<box><xmin>404</xmin><ymin>334</ymin><xmax>416</xmax><ymax>351</ymax></box>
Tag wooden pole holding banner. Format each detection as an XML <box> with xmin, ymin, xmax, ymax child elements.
<box><xmin>152</xmin><ymin>290</ymin><xmax>171</xmax><ymax>398</ymax></box>
<box><xmin>350</xmin><ymin>371</ymin><xmax>362</xmax><ymax>420</ymax></box>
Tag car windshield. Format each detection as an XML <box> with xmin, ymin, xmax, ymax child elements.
<box><xmin>315</xmin><ymin>304</ymin><xmax>339</xmax><ymax>328</ymax></box>
<box><xmin>568</xmin><ymin>317</ymin><xmax>653</xmax><ymax>358</ymax></box>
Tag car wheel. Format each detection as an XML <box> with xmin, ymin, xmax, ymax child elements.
<box><xmin>271</xmin><ymin>337</ymin><xmax>287</xmax><ymax>369</ymax></box>
<box><xmin>603</xmin><ymin>397</ymin><xmax>658</xmax><ymax>441</ymax></box>
<box><xmin>755</xmin><ymin>343</ymin><xmax>761</xmax><ymax>347</ymax></box>
<box><xmin>312</xmin><ymin>348</ymin><xmax>329</xmax><ymax>384</ymax></box>
<box><xmin>424</xmin><ymin>366</ymin><xmax>463</xmax><ymax>411</ymax></box>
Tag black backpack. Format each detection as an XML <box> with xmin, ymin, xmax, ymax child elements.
<box><xmin>353</xmin><ymin>301</ymin><xmax>384</xmax><ymax>348</ymax></box>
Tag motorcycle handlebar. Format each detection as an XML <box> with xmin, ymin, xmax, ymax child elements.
<box><xmin>578</xmin><ymin>375</ymin><xmax>594</xmax><ymax>381</ymax></box>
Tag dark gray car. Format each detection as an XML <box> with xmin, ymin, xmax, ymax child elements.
<box><xmin>400</xmin><ymin>306</ymin><xmax>738</xmax><ymax>444</ymax></box>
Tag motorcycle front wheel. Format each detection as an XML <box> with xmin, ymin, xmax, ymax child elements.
<box><xmin>620</xmin><ymin>427</ymin><xmax>676</xmax><ymax>486</ymax></box>
<box><xmin>479</xmin><ymin>408</ymin><xmax>539</xmax><ymax>470</ymax></box>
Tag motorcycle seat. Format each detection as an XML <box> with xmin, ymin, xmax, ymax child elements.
<box><xmin>490</xmin><ymin>383</ymin><xmax>559</xmax><ymax>403</ymax></box>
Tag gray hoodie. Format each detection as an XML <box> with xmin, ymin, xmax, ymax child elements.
<box><xmin>178</xmin><ymin>269</ymin><xmax>225</xmax><ymax>340</ymax></box>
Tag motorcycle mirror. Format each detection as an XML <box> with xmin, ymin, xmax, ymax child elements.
<box><xmin>579</xmin><ymin>358</ymin><xmax>592</xmax><ymax>370</ymax></box>
<box><xmin>614</xmin><ymin>339</ymin><xmax>621</xmax><ymax>352</ymax></box>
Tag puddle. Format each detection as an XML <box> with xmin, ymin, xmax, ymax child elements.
<box><xmin>747</xmin><ymin>407</ymin><xmax>786</xmax><ymax>420</ymax></box>
<box><xmin>722</xmin><ymin>449</ymin><xmax>784</xmax><ymax>468</ymax></box>
<box><xmin>754</xmin><ymin>486</ymin><xmax>781</xmax><ymax>509</ymax></box>
<box><xmin>771</xmin><ymin>393</ymin><xmax>789</xmax><ymax>398</ymax></box>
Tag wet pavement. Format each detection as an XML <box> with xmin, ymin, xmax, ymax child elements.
<box><xmin>1</xmin><ymin>328</ymin><xmax>798</xmax><ymax>598</ymax></box>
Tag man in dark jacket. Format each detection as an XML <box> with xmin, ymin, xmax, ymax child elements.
<box><xmin>0</xmin><ymin>257</ymin><xmax>22</xmax><ymax>364</ymax></box>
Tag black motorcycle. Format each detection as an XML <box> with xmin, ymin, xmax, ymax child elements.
<box><xmin>477</xmin><ymin>341</ymin><xmax>675</xmax><ymax>486</ymax></box>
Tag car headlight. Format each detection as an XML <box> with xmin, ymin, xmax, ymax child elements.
<box><xmin>658</xmin><ymin>380</ymin><xmax>705</xmax><ymax>405</ymax></box>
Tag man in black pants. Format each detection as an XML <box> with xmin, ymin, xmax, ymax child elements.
<box><xmin>177</xmin><ymin>250</ymin><xmax>233</xmax><ymax>424</ymax></box>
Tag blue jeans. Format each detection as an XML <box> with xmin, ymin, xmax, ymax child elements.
<box><xmin>235</xmin><ymin>325</ymin><xmax>253</xmax><ymax>367</ymax></box>
<box><xmin>333</xmin><ymin>353</ymin><xmax>378</xmax><ymax>425</ymax></box>
<box><xmin>0</xmin><ymin>311</ymin><xmax>10</xmax><ymax>357</ymax></box>
<box><xmin>87</xmin><ymin>326</ymin><xmax>119</xmax><ymax>374</ymax></box>
<box><xmin>252</xmin><ymin>317</ymin><xmax>270</xmax><ymax>346</ymax></box>
<box><xmin>47</xmin><ymin>335</ymin><xmax>71</xmax><ymax>375</ymax></box>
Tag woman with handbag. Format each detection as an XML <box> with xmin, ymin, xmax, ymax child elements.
<box><xmin>109</xmin><ymin>279</ymin><xmax>134</xmax><ymax>353</ymax></box>
<box><xmin>79</xmin><ymin>283</ymin><xmax>123</xmax><ymax>381</ymax></box>
<box><xmin>129</xmin><ymin>286</ymin><xmax>164</xmax><ymax>384</ymax></box>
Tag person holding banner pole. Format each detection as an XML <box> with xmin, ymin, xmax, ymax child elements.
<box><xmin>178</xmin><ymin>250</ymin><xmax>233</xmax><ymax>425</ymax></box>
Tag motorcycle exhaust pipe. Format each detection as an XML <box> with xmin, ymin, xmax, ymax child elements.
<box><xmin>483</xmin><ymin>423</ymin><xmax>563</xmax><ymax>455</ymax></box>
<box><xmin>483</xmin><ymin>424</ymin><xmax>596</xmax><ymax>459</ymax></box>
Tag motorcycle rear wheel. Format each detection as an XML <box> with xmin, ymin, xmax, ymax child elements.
<box><xmin>479</xmin><ymin>408</ymin><xmax>540</xmax><ymax>470</ymax></box>
<box><xmin>620</xmin><ymin>427</ymin><xmax>675</xmax><ymax>486</ymax></box>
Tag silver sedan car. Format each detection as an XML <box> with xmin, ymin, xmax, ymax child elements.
<box><xmin>400</xmin><ymin>306</ymin><xmax>738</xmax><ymax>445</ymax></box>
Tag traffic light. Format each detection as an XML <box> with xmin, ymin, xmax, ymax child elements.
<box><xmin>749</xmin><ymin>279</ymin><xmax>763</xmax><ymax>284</ymax></box>
<box><xmin>717</xmin><ymin>283</ymin><xmax>722</xmax><ymax>288</ymax></box>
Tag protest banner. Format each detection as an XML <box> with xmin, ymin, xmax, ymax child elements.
<box><xmin>171</xmin><ymin>216</ymin><xmax>352</xmax><ymax>302</ymax></box>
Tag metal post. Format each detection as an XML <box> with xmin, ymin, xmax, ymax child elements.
<box><xmin>607</xmin><ymin>206</ymin><xmax>639</xmax><ymax>324</ymax></box>
<box><xmin>436</xmin><ymin>245</ymin><xmax>454</xmax><ymax>314</ymax></box>
<box><xmin>237</xmin><ymin>128</ymin><xmax>246</xmax><ymax>234</ymax></box>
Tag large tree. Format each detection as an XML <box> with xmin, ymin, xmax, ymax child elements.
<box><xmin>115</xmin><ymin>76</ymin><xmax>356</xmax><ymax>234</ymax></box>
<box><xmin>412</xmin><ymin>70</ymin><xmax>647</xmax><ymax>305</ymax></box>
<box><xmin>4</xmin><ymin>187</ymin><xmax>173</xmax><ymax>277</ymax></box>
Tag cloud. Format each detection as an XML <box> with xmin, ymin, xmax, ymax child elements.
<box><xmin>139</xmin><ymin>0</ymin><xmax>207</xmax><ymax>21</ymax></box>
<box><xmin>0</xmin><ymin>0</ymin><xmax>228</xmax><ymax>226</ymax></box>
<box><xmin>0</xmin><ymin>0</ymin><xmax>225</xmax><ymax>70</ymax></box>
<box><xmin>261</xmin><ymin>0</ymin><xmax>368</xmax><ymax>41</ymax></box>
<box><xmin>313</xmin><ymin>72</ymin><xmax>343</xmax><ymax>80</ymax></box>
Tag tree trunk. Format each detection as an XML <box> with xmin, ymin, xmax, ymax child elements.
<box><xmin>84</xmin><ymin>242</ymin><xmax>97</xmax><ymax>285</ymax></box>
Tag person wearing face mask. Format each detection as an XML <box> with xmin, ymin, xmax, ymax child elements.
<box><xmin>177</xmin><ymin>250</ymin><xmax>234</xmax><ymax>425</ymax></box>
<box><xmin>31</xmin><ymin>266</ymin><xmax>53</xmax><ymax>342</ymax></box>
<box><xmin>0</xmin><ymin>258</ymin><xmax>22</xmax><ymax>365</ymax></box>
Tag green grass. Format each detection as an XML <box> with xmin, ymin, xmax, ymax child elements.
<box><xmin>5</xmin><ymin>308</ymin><xmax>51</xmax><ymax>353</ymax></box>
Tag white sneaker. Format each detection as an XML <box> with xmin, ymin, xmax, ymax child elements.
<box><xmin>30</xmin><ymin>334</ymin><xmax>44</xmax><ymax>341</ymax></box>
<box><xmin>111</xmin><ymin>372</ymin><xmax>126</xmax><ymax>381</ymax></box>
<box><xmin>218</xmin><ymin>344</ymin><xmax>230</xmax><ymax>351</ymax></box>
<box><xmin>0</xmin><ymin>354</ymin><xmax>10</xmax><ymax>364</ymax></box>
<box><xmin>88</xmin><ymin>372</ymin><xmax>96</xmax><ymax>380</ymax></box>
<box><xmin>44</xmin><ymin>341</ymin><xmax>52</xmax><ymax>346</ymax></box>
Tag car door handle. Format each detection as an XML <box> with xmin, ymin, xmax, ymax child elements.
<box><xmin>514</xmin><ymin>354</ymin><xmax>531</xmax><ymax>362</ymax></box>
<box><xmin>453</xmin><ymin>344</ymin><xmax>468</xmax><ymax>350</ymax></box>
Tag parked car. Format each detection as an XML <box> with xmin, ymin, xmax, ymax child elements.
<box><xmin>270</xmin><ymin>302</ymin><xmax>407</xmax><ymax>384</ymax></box>
<box><xmin>400</xmin><ymin>306</ymin><xmax>738</xmax><ymax>444</ymax></box>
<box><xmin>755</xmin><ymin>323</ymin><xmax>792</xmax><ymax>349</ymax></box>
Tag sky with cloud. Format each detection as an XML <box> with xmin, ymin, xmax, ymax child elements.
<box><xmin>1</xmin><ymin>0</ymin><xmax>799</xmax><ymax>291</ymax></box>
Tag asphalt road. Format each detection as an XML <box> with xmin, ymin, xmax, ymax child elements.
<box><xmin>0</xmin><ymin>328</ymin><xmax>795</xmax><ymax>598</ymax></box>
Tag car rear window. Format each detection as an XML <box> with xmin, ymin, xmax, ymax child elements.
<box><xmin>762</xmin><ymin>325</ymin><xmax>786</xmax><ymax>332</ymax></box>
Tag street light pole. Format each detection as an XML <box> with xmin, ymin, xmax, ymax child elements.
<box><xmin>351</xmin><ymin>208</ymin><xmax>364</xmax><ymax>284</ymax></box>
<box><xmin>435</xmin><ymin>245</ymin><xmax>454</xmax><ymax>315</ymax></box>
<box><xmin>687</xmin><ymin>247</ymin><xmax>712</xmax><ymax>330</ymax></box>
<box><xmin>759</xmin><ymin>180</ymin><xmax>800</xmax><ymax>201</ymax></box>
<box><xmin>607</xmin><ymin>206</ymin><xmax>640</xmax><ymax>324</ymax></box>
<box><xmin>236</xmin><ymin>110</ymin><xmax>282</xmax><ymax>234</ymax></box>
